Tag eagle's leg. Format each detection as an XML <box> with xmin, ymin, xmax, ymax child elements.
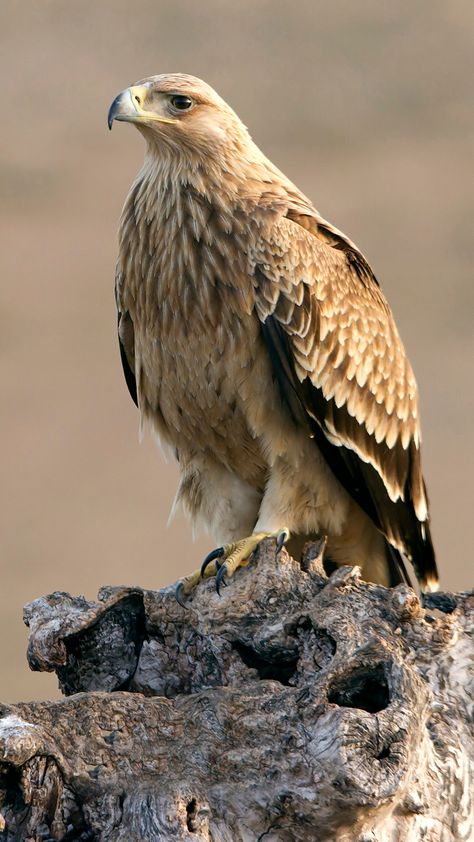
<box><xmin>174</xmin><ymin>529</ymin><xmax>289</xmax><ymax>605</ymax></box>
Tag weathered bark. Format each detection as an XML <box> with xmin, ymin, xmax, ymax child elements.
<box><xmin>0</xmin><ymin>540</ymin><xmax>472</xmax><ymax>841</ymax></box>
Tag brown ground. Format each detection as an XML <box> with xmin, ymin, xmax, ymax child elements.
<box><xmin>1</xmin><ymin>1</ymin><xmax>473</xmax><ymax>702</ymax></box>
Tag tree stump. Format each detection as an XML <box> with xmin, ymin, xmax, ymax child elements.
<box><xmin>0</xmin><ymin>540</ymin><xmax>472</xmax><ymax>841</ymax></box>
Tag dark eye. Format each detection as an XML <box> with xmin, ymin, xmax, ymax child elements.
<box><xmin>170</xmin><ymin>95</ymin><xmax>193</xmax><ymax>111</ymax></box>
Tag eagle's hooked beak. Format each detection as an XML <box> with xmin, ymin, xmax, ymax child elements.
<box><xmin>108</xmin><ymin>85</ymin><xmax>177</xmax><ymax>130</ymax></box>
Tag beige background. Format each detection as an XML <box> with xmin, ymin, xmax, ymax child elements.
<box><xmin>1</xmin><ymin>1</ymin><xmax>472</xmax><ymax>703</ymax></box>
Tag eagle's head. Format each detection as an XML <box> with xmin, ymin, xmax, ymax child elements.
<box><xmin>108</xmin><ymin>73</ymin><xmax>250</xmax><ymax>160</ymax></box>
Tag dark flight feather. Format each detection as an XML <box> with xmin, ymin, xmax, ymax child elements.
<box><xmin>117</xmin><ymin>311</ymin><xmax>138</xmax><ymax>407</ymax></box>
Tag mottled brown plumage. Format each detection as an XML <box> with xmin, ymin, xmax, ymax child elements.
<box><xmin>109</xmin><ymin>73</ymin><xmax>438</xmax><ymax>591</ymax></box>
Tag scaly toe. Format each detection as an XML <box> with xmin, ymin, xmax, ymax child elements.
<box><xmin>175</xmin><ymin>559</ymin><xmax>220</xmax><ymax>607</ymax></box>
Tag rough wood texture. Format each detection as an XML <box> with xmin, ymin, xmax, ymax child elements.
<box><xmin>0</xmin><ymin>541</ymin><xmax>472</xmax><ymax>841</ymax></box>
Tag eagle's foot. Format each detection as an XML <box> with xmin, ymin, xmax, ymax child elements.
<box><xmin>174</xmin><ymin>529</ymin><xmax>290</xmax><ymax>606</ymax></box>
<box><xmin>208</xmin><ymin>528</ymin><xmax>290</xmax><ymax>595</ymax></box>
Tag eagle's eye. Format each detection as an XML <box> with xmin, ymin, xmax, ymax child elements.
<box><xmin>170</xmin><ymin>94</ymin><xmax>193</xmax><ymax>111</ymax></box>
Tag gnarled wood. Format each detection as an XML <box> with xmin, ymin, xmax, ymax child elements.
<box><xmin>0</xmin><ymin>541</ymin><xmax>472</xmax><ymax>841</ymax></box>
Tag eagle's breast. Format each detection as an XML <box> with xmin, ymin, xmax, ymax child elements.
<box><xmin>117</xmin><ymin>172</ymin><xmax>268</xmax><ymax>486</ymax></box>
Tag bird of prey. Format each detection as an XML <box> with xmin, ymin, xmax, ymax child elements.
<box><xmin>108</xmin><ymin>73</ymin><xmax>439</xmax><ymax>601</ymax></box>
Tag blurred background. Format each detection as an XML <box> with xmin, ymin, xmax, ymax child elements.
<box><xmin>1</xmin><ymin>1</ymin><xmax>472</xmax><ymax>702</ymax></box>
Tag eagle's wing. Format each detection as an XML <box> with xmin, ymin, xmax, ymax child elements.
<box><xmin>254</xmin><ymin>210</ymin><xmax>437</xmax><ymax>588</ymax></box>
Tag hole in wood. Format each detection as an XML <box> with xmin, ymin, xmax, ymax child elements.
<box><xmin>422</xmin><ymin>592</ymin><xmax>457</xmax><ymax>614</ymax></box>
<box><xmin>232</xmin><ymin>641</ymin><xmax>298</xmax><ymax>685</ymax></box>
<box><xmin>327</xmin><ymin>663</ymin><xmax>390</xmax><ymax>713</ymax></box>
<box><xmin>376</xmin><ymin>744</ymin><xmax>391</xmax><ymax>760</ymax></box>
<box><xmin>186</xmin><ymin>797</ymin><xmax>197</xmax><ymax>831</ymax></box>
<box><xmin>57</xmin><ymin>594</ymin><xmax>146</xmax><ymax>695</ymax></box>
<box><xmin>0</xmin><ymin>764</ymin><xmax>26</xmax><ymax>816</ymax></box>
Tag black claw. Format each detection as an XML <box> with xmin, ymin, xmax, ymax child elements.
<box><xmin>200</xmin><ymin>546</ymin><xmax>225</xmax><ymax>577</ymax></box>
<box><xmin>275</xmin><ymin>530</ymin><xmax>288</xmax><ymax>558</ymax></box>
<box><xmin>175</xmin><ymin>582</ymin><xmax>189</xmax><ymax>609</ymax></box>
<box><xmin>215</xmin><ymin>563</ymin><xmax>228</xmax><ymax>596</ymax></box>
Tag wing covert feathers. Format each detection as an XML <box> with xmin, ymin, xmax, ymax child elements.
<box><xmin>256</xmin><ymin>211</ymin><xmax>438</xmax><ymax>589</ymax></box>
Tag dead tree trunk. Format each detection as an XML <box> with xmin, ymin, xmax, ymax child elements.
<box><xmin>0</xmin><ymin>541</ymin><xmax>472</xmax><ymax>841</ymax></box>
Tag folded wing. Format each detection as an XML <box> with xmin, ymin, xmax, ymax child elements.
<box><xmin>254</xmin><ymin>210</ymin><xmax>438</xmax><ymax>589</ymax></box>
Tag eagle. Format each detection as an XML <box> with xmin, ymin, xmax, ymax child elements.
<box><xmin>108</xmin><ymin>73</ymin><xmax>439</xmax><ymax>602</ymax></box>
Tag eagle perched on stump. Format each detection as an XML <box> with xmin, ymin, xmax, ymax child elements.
<box><xmin>108</xmin><ymin>73</ymin><xmax>439</xmax><ymax>599</ymax></box>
